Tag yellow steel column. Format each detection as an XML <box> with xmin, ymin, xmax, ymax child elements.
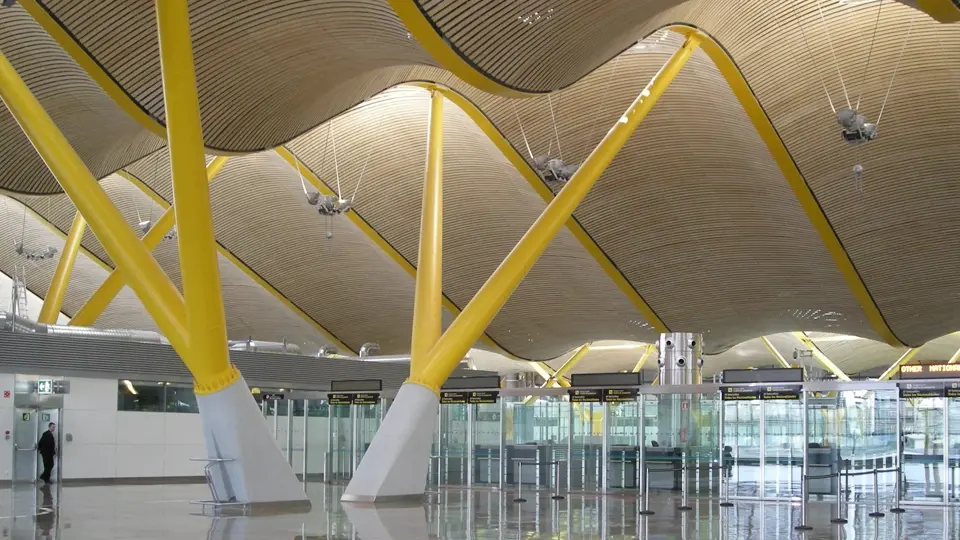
<box><xmin>70</xmin><ymin>158</ymin><xmax>229</xmax><ymax>327</ymax></box>
<box><xmin>760</xmin><ymin>336</ymin><xmax>792</xmax><ymax>369</ymax></box>
<box><xmin>409</xmin><ymin>35</ymin><xmax>701</xmax><ymax>392</ymax></box>
<box><xmin>410</xmin><ymin>89</ymin><xmax>444</xmax><ymax>377</ymax></box>
<box><xmin>38</xmin><ymin>211</ymin><xmax>86</xmax><ymax>323</ymax></box>
<box><xmin>878</xmin><ymin>348</ymin><xmax>921</xmax><ymax>381</ymax></box>
<box><xmin>915</xmin><ymin>0</ymin><xmax>960</xmax><ymax>23</ymax></box>
<box><xmin>155</xmin><ymin>0</ymin><xmax>236</xmax><ymax>394</ymax></box>
<box><xmin>631</xmin><ymin>344</ymin><xmax>656</xmax><ymax>373</ymax></box>
<box><xmin>0</xmin><ymin>50</ymin><xmax>188</xmax><ymax>352</ymax></box>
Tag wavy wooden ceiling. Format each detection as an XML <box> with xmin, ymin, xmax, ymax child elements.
<box><xmin>0</xmin><ymin>0</ymin><xmax>956</xmax><ymax>359</ymax></box>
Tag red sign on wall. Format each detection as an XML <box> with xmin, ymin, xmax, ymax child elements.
<box><xmin>3</xmin><ymin>391</ymin><xmax>9</xmax><ymax>398</ymax></box>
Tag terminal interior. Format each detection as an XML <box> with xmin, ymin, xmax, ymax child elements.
<box><xmin>0</xmin><ymin>0</ymin><xmax>959</xmax><ymax>538</ymax></box>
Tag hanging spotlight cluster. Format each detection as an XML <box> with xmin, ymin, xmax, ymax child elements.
<box><xmin>532</xmin><ymin>156</ymin><xmax>578</xmax><ymax>185</ymax></box>
<box><xmin>314</xmin><ymin>194</ymin><xmax>352</xmax><ymax>217</ymax></box>
<box><xmin>836</xmin><ymin>109</ymin><xmax>877</xmax><ymax>144</ymax></box>
<box><xmin>138</xmin><ymin>220</ymin><xmax>178</xmax><ymax>242</ymax></box>
<box><xmin>15</xmin><ymin>242</ymin><xmax>58</xmax><ymax>262</ymax></box>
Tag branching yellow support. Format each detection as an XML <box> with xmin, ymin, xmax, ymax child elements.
<box><xmin>0</xmin><ymin>48</ymin><xmax>188</xmax><ymax>354</ymax></box>
<box><xmin>878</xmin><ymin>347</ymin><xmax>921</xmax><ymax>381</ymax></box>
<box><xmin>522</xmin><ymin>343</ymin><xmax>591</xmax><ymax>405</ymax></box>
<box><xmin>410</xmin><ymin>89</ymin><xmax>444</xmax><ymax>377</ymax></box>
<box><xmin>792</xmin><ymin>332</ymin><xmax>851</xmax><ymax>382</ymax></box>
<box><xmin>38</xmin><ymin>211</ymin><xmax>85</xmax><ymax>324</ymax></box>
<box><xmin>948</xmin><ymin>346</ymin><xmax>960</xmax><ymax>364</ymax></box>
<box><xmin>70</xmin><ymin>159</ymin><xmax>228</xmax><ymax>327</ymax></box>
<box><xmin>632</xmin><ymin>344</ymin><xmax>656</xmax><ymax>373</ymax></box>
<box><xmin>155</xmin><ymin>0</ymin><xmax>235</xmax><ymax>393</ymax></box>
<box><xmin>761</xmin><ymin>336</ymin><xmax>792</xmax><ymax>369</ymax></box>
<box><xmin>914</xmin><ymin>0</ymin><xmax>960</xmax><ymax>23</ymax></box>
<box><xmin>408</xmin><ymin>35</ymin><xmax>702</xmax><ymax>392</ymax></box>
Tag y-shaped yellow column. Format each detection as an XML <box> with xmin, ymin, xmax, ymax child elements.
<box><xmin>38</xmin><ymin>212</ymin><xmax>86</xmax><ymax>324</ymax></box>
<box><xmin>410</xmin><ymin>89</ymin><xmax>444</xmax><ymax>377</ymax></box>
<box><xmin>343</xmin><ymin>35</ymin><xmax>701</xmax><ymax>502</ymax></box>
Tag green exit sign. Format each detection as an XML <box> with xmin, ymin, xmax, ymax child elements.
<box><xmin>36</xmin><ymin>380</ymin><xmax>53</xmax><ymax>395</ymax></box>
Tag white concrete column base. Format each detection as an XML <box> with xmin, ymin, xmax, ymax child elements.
<box><xmin>341</xmin><ymin>383</ymin><xmax>438</xmax><ymax>502</ymax></box>
<box><xmin>197</xmin><ymin>374</ymin><xmax>309</xmax><ymax>506</ymax></box>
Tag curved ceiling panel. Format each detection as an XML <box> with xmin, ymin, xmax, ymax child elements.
<box><xmin>0</xmin><ymin>5</ymin><xmax>162</xmax><ymax>194</ymax></box>
<box><xmin>471</xmin><ymin>37</ymin><xmax>878</xmax><ymax>353</ymax></box>
<box><xmin>285</xmin><ymin>86</ymin><xmax>658</xmax><ymax>359</ymax></box>
<box><xmin>32</xmin><ymin>0</ymin><xmax>464</xmax><ymax>152</ymax></box>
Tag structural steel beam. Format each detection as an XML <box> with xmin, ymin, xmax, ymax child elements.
<box><xmin>114</xmin><ymin>167</ymin><xmax>355</xmax><ymax>355</ymax></box>
<box><xmin>523</xmin><ymin>345</ymin><xmax>587</xmax><ymax>405</ymax></box>
<box><xmin>410</xmin><ymin>89</ymin><xmax>444</xmax><ymax>377</ymax></box>
<box><xmin>274</xmin><ymin>146</ymin><xmax>512</xmax><ymax>360</ymax></box>
<box><xmin>409</xmin><ymin>36</ymin><xmax>702</xmax><ymax>392</ymax></box>
<box><xmin>913</xmin><ymin>0</ymin><xmax>960</xmax><ymax>22</ymax></box>
<box><xmin>38</xmin><ymin>211</ymin><xmax>85</xmax><ymax>323</ymax></box>
<box><xmin>760</xmin><ymin>336</ymin><xmax>792</xmax><ymax>369</ymax></box>
<box><xmin>69</xmin><ymin>159</ymin><xmax>227</xmax><ymax>327</ymax></box>
<box><xmin>632</xmin><ymin>344</ymin><xmax>656</xmax><ymax>373</ymax></box>
<box><xmin>792</xmin><ymin>332</ymin><xmax>851</xmax><ymax>382</ymax></box>
<box><xmin>948</xmin><ymin>346</ymin><xmax>960</xmax><ymax>364</ymax></box>
<box><xmin>878</xmin><ymin>347</ymin><xmax>921</xmax><ymax>381</ymax></box>
<box><xmin>411</xmin><ymin>82</ymin><xmax>669</xmax><ymax>334</ymax></box>
<box><xmin>156</xmin><ymin>0</ymin><xmax>236</xmax><ymax>392</ymax></box>
<box><xmin>0</xmin><ymin>48</ymin><xmax>189</xmax><ymax>355</ymax></box>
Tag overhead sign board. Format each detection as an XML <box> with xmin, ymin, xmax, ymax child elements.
<box><xmin>440</xmin><ymin>390</ymin><xmax>499</xmax><ymax>404</ymax></box>
<box><xmin>567</xmin><ymin>388</ymin><xmax>637</xmax><ymax>403</ymax></box>
<box><xmin>721</xmin><ymin>386</ymin><xmax>761</xmax><ymax>401</ymax></box>
<box><xmin>568</xmin><ymin>389</ymin><xmax>603</xmax><ymax>403</ymax></box>
<box><xmin>722</xmin><ymin>368</ymin><xmax>804</xmax><ymax>384</ymax></box>
<box><xmin>899</xmin><ymin>364</ymin><xmax>960</xmax><ymax>380</ymax></box>
<box><xmin>760</xmin><ymin>385</ymin><xmax>802</xmax><ymax>401</ymax></box>
<box><xmin>603</xmin><ymin>388</ymin><xmax>638</xmax><ymax>403</ymax></box>
<box><xmin>570</xmin><ymin>372</ymin><xmax>641</xmax><ymax>388</ymax></box>
<box><xmin>441</xmin><ymin>376</ymin><xmax>501</xmax><ymax>390</ymax></box>
<box><xmin>327</xmin><ymin>392</ymin><xmax>380</xmax><ymax>405</ymax></box>
<box><xmin>330</xmin><ymin>379</ymin><xmax>382</xmax><ymax>392</ymax></box>
<box><xmin>898</xmin><ymin>382</ymin><xmax>944</xmax><ymax>399</ymax></box>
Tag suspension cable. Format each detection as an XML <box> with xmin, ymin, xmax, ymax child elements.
<box><xmin>512</xmin><ymin>102</ymin><xmax>535</xmax><ymax>159</ymax></box>
<box><xmin>876</xmin><ymin>12</ymin><xmax>915</xmax><ymax>128</ymax></box>
<box><xmin>292</xmin><ymin>153</ymin><xmax>309</xmax><ymax>195</ymax></box>
<box><xmin>787</xmin><ymin>2</ymin><xmax>836</xmax><ymax>113</ymax></box>
<box><xmin>816</xmin><ymin>0</ymin><xmax>852</xmax><ymax>109</ymax></box>
<box><xmin>351</xmin><ymin>114</ymin><xmax>384</xmax><ymax>203</ymax></box>
<box><xmin>546</xmin><ymin>94</ymin><xmax>563</xmax><ymax>160</ymax></box>
<box><xmin>855</xmin><ymin>0</ymin><xmax>884</xmax><ymax>111</ymax></box>
<box><xmin>330</xmin><ymin>120</ymin><xmax>342</xmax><ymax>199</ymax></box>
<box><xmin>592</xmin><ymin>54</ymin><xmax>621</xmax><ymax>145</ymax></box>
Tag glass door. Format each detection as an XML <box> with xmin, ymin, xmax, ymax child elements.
<box><xmin>688</xmin><ymin>392</ymin><xmax>721</xmax><ymax>497</ymax></box>
<box><xmin>472</xmin><ymin>401</ymin><xmax>501</xmax><ymax>486</ymax></box>
<box><xmin>355</xmin><ymin>401</ymin><xmax>381</xmax><ymax>469</ymax></box>
<box><xmin>947</xmin><ymin>391</ymin><xmax>960</xmax><ymax>503</ymax></box>
<box><xmin>721</xmin><ymin>399</ymin><xmax>761</xmax><ymax>497</ymax></box>
<box><xmin>569</xmin><ymin>400</ymin><xmax>603</xmax><ymax>492</ymax></box>
<box><xmin>327</xmin><ymin>403</ymin><xmax>352</xmax><ymax>483</ymax></box>
<box><xmin>13</xmin><ymin>408</ymin><xmax>39</xmax><ymax>483</ymax></box>
<box><xmin>437</xmin><ymin>403</ymin><xmax>469</xmax><ymax>485</ymax></box>
<box><xmin>763</xmin><ymin>398</ymin><xmax>804</xmax><ymax>499</ymax></box>
<box><xmin>900</xmin><ymin>396</ymin><xmax>944</xmax><ymax>501</ymax></box>
<box><xmin>607</xmin><ymin>399</ymin><xmax>639</xmax><ymax>490</ymax></box>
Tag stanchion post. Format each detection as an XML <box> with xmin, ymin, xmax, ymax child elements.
<box><xmin>720</xmin><ymin>455</ymin><xmax>733</xmax><ymax>507</ymax></box>
<box><xmin>794</xmin><ymin>475</ymin><xmax>813</xmax><ymax>531</ymax></box>
<box><xmin>868</xmin><ymin>469</ymin><xmax>885</xmax><ymax>518</ymax></box>
<box><xmin>552</xmin><ymin>461</ymin><xmax>565</xmax><ymax>500</ymax></box>
<box><xmin>638</xmin><ymin>463</ymin><xmax>655</xmax><ymax>516</ymax></box>
<box><xmin>830</xmin><ymin>472</ymin><xmax>848</xmax><ymax>524</ymax></box>
<box><xmin>513</xmin><ymin>461</ymin><xmax>527</xmax><ymax>503</ymax></box>
<box><xmin>890</xmin><ymin>467</ymin><xmax>905</xmax><ymax>513</ymax></box>
<box><xmin>678</xmin><ymin>459</ymin><xmax>692</xmax><ymax>511</ymax></box>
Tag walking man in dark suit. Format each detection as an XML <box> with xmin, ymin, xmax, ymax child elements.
<box><xmin>37</xmin><ymin>422</ymin><xmax>56</xmax><ymax>484</ymax></box>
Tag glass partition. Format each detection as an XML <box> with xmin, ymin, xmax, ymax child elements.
<box><xmin>901</xmin><ymin>396</ymin><xmax>945</xmax><ymax>502</ymax></box>
<box><xmin>949</xmin><ymin>393</ymin><xmax>960</xmax><ymax>502</ymax></box>
<box><xmin>503</xmin><ymin>398</ymin><xmax>568</xmax><ymax>492</ymax></box>
<box><xmin>327</xmin><ymin>404</ymin><xmax>352</xmax><ymax>483</ymax></box>
<box><xmin>435</xmin><ymin>403</ymin><xmax>469</xmax><ymax>486</ymax></box>
<box><xmin>569</xmin><ymin>400</ymin><xmax>602</xmax><ymax>492</ymax></box>
<box><xmin>606</xmin><ymin>399</ymin><xmax>640</xmax><ymax>490</ymax></box>
<box><xmin>472</xmin><ymin>401</ymin><xmax>501</xmax><ymax>486</ymax></box>
<box><xmin>722</xmin><ymin>399</ymin><xmax>761</xmax><ymax>497</ymax></box>
<box><xmin>762</xmin><ymin>398</ymin><xmax>803</xmax><ymax>499</ymax></box>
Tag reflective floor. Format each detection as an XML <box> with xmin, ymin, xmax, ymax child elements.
<box><xmin>2</xmin><ymin>482</ymin><xmax>957</xmax><ymax>539</ymax></box>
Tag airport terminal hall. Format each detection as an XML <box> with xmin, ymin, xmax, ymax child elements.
<box><xmin>1</xmin><ymin>0</ymin><xmax>960</xmax><ymax>539</ymax></box>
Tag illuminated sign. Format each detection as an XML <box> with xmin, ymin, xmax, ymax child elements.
<box><xmin>36</xmin><ymin>380</ymin><xmax>53</xmax><ymax>395</ymax></box>
<box><xmin>568</xmin><ymin>389</ymin><xmax>603</xmax><ymax>403</ymax></box>
<box><xmin>898</xmin><ymin>382</ymin><xmax>944</xmax><ymax>399</ymax></box>
<box><xmin>440</xmin><ymin>390</ymin><xmax>499</xmax><ymax>404</ymax></box>
<box><xmin>899</xmin><ymin>364</ymin><xmax>960</xmax><ymax>379</ymax></box>
<box><xmin>327</xmin><ymin>392</ymin><xmax>380</xmax><ymax>405</ymax></box>
<box><xmin>603</xmin><ymin>388</ymin><xmax>638</xmax><ymax>403</ymax></box>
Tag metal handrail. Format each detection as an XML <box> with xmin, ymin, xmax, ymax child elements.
<box><xmin>189</xmin><ymin>457</ymin><xmax>237</xmax><ymax>507</ymax></box>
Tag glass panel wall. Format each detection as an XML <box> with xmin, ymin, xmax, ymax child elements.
<box><xmin>503</xmin><ymin>398</ymin><xmax>568</xmax><ymax>492</ymax></box>
<box><xmin>606</xmin><ymin>400</ymin><xmax>640</xmax><ymax>490</ymax></box>
<box><xmin>762</xmin><ymin>399</ymin><xmax>803</xmax><ymax>499</ymax></box>
<box><xmin>722</xmin><ymin>400</ymin><xmax>761</xmax><ymax>497</ymax></box>
<box><xmin>901</xmin><ymin>396</ymin><xmax>945</xmax><ymax>501</ymax></box>
<box><xmin>949</xmin><ymin>394</ymin><xmax>960</xmax><ymax>502</ymax></box>
<box><xmin>472</xmin><ymin>402</ymin><xmax>501</xmax><ymax>486</ymax></box>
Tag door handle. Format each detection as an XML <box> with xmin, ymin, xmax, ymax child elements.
<box><xmin>13</xmin><ymin>444</ymin><xmax>36</xmax><ymax>451</ymax></box>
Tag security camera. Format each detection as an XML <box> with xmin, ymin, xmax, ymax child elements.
<box><xmin>677</xmin><ymin>358</ymin><xmax>686</xmax><ymax>366</ymax></box>
<box><xmin>792</xmin><ymin>350</ymin><xmax>798</xmax><ymax>360</ymax></box>
<box><xmin>690</xmin><ymin>339</ymin><xmax>697</xmax><ymax>348</ymax></box>
<box><xmin>697</xmin><ymin>357</ymin><xmax>704</xmax><ymax>367</ymax></box>
<box><xmin>665</xmin><ymin>340</ymin><xmax>673</xmax><ymax>347</ymax></box>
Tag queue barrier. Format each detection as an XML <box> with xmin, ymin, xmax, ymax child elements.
<box><xmin>189</xmin><ymin>457</ymin><xmax>249</xmax><ymax>515</ymax></box>
<box><xmin>795</xmin><ymin>467</ymin><xmax>904</xmax><ymax>531</ymax></box>
<box><xmin>512</xmin><ymin>459</ymin><xmax>566</xmax><ymax>503</ymax></box>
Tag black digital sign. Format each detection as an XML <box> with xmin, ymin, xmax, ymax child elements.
<box><xmin>721</xmin><ymin>386</ymin><xmax>761</xmax><ymax>401</ymax></box>
<box><xmin>899</xmin><ymin>382</ymin><xmax>945</xmax><ymax>399</ymax></box>
<box><xmin>351</xmin><ymin>393</ymin><xmax>380</xmax><ymax>405</ymax></box>
<box><xmin>440</xmin><ymin>390</ymin><xmax>499</xmax><ymax>404</ymax></box>
<box><xmin>722</xmin><ymin>368</ymin><xmax>804</xmax><ymax>384</ymax></box>
<box><xmin>570</xmin><ymin>372</ymin><xmax>641</xmax><ymax>387</ymax></box>
<box><xmin>569</xmin><ymin>389</ymin><xmax>603</xmax><ymax>403</ymax></box>
<box><xmin>328</xmin><ymin>393</ymin><xmax>354</xmax><ymax>405</ymax></box>
<box><xmin>330</xmin><ymin>379</ymin><xmax>383</xmax><ymax>392</ymax></box>
<box><xmin>899</xmin><ymin>364</ymin><xmax>960</xmax><ymax>380</ymax></box>
<box><xmin>603</xmin><ymin>388</ymin><xmax>638</xmax><ymax>403</ymax></box>
<box><xmin>760</xmin><ymin>385</ymin><xmax>801</xmax><ymax>401</ymax></box>
<box><xmin>441</xmin><ymin>376</ymin><xmax>501</xmax><ymax>390</ymax></box>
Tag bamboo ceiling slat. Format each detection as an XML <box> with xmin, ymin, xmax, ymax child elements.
<box><xmin>285</xmin><ymin>86</ymin><xmax>657</xmax><ymax>360</ymax></box>
<box><xmin>0</xmin><ymin>6</ymin><xmax>162</xmax><ymax>194</ymax></box>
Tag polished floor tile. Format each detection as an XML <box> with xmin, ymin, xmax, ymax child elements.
<box><xmin>0</xmin><ymin>482</ymin><xmax>956</xmax><ymax>539</ymax></box>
